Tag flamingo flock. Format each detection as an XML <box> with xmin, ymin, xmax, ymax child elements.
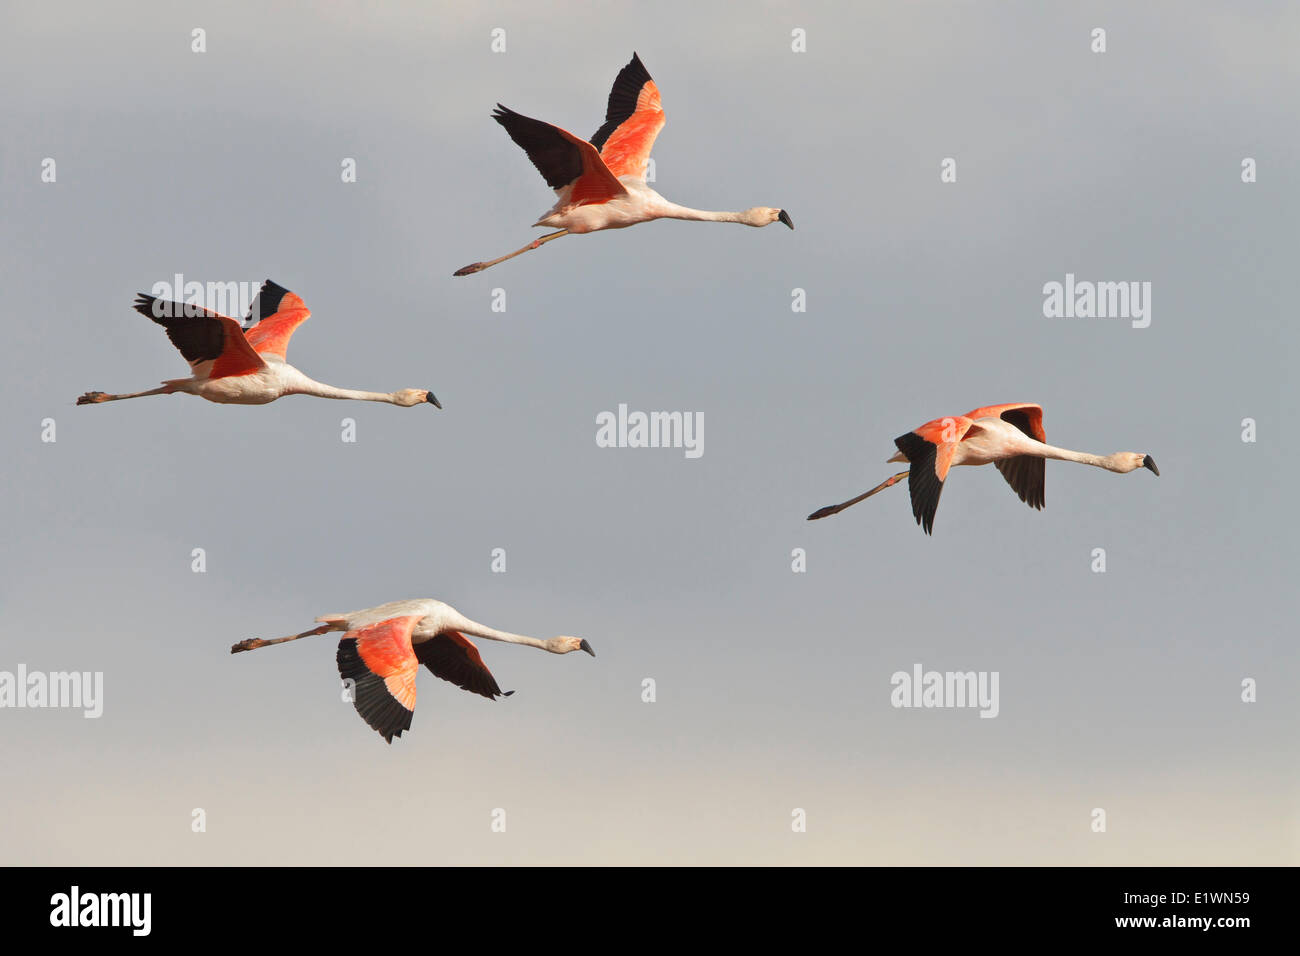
<box><xmin>72</xmin><ymin>54</ymin><xmax>1164</xmax><ymax>744</ymax></box>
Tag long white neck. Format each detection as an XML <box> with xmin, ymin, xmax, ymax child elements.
<box><xmin>443</xmin><ymin>609</ymin><xmax>548</xmax><ymax>651</ymax></box>
<box><xmin>655</xmin><ymin>201</ymin><xmax>749</xmax><ymax>224</ymax></box>
<box><xmin>291</xmin><ymin>374</ymin><xmax>404</xmax><ymax>405</ymax></box>
<box><xmin>1036</xmin><ymin>443</ymin><xmax>1121</xmax><ymax>472</ymax></box>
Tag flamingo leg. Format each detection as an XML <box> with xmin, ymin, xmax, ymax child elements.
<box><xmin>453</xmin><ymin>230</ymin><xmax>570</xmax><ymax>276</ymax></box>
<box><xmin>76</xmin><ymin>386</ymin><xmax>172</xmax><ymax>405</ymax></box>
<box><xmin>231</xmin><ymin>624</ymin><xmax>334</xmax><ymax>654</ymax></box>
<box><xmin>807</xmin><ymin>470</ymin><xmax>910</xmax><ymax>521</ymax></box>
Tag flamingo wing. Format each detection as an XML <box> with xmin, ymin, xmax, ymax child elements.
<box><xmin>414</xmin><ymin>630</ymin><xmax>512</xmax><ymax>701</ymax></box>
<box><xmin>242</xmin><ymin>280</ymin><xmax>311</xmax><ymax>362</ymax></box>
<box><xmin>492</xmin><ymin>105</ymin><xmax>627</xmax><ymax>208</ymax></box>
<box><xmin>965</xmin><ymin>403</ymin><xmax>1046</xmax><ymax>510</ymax></box>
<box><xmin>335</xmin><ymin>614</ymin><xmax>422</xmax><ymax>743</ymax></box>
<box><xmin>132</xmin><ymin>294</ymin><xmax>264</xmax><ymax>380</ymax></box>
<box><xmin>590</xmin><ymin>52</ymin><xmax>665</xmax><ymax>181</ymax></box>
<box><xmin>895</xmin><ymin>416</ymin><xmax>982</xmax><ymax>534</ymax></box>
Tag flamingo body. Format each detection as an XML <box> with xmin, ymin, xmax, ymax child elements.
<box><xmin>534</xmin><ymin>177</ymin><xmax>682</xmax><ymax>233</ymax></box>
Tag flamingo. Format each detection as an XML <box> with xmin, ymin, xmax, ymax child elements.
<box><xmin>231</xmin><ymin>599</ymin><xmax>594</xmax><ymax>743</ymax></box>
<box><xmin>76</xmin><ymin>280</ymin><xmax>440</xmax><ymax>409</ymax></box>
<box><xmin>453</xmin><ymin>52</ymin><xmax>793</xmax><ymax>276</ymax></box>
<box><xmin>807</xmin><ymin>403</ymin><xmax>1159</xmax><ymax>534</ymax></box>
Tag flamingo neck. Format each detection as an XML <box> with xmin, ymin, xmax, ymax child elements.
<box><xmin>291</xmin><ymin>375</ymin><xmax>400</xmax><ymax>404</ymax></box>
<box><xmin>1037</xmin><ymin>444</ymin><xmax>1118</xmax><ymax>471</ymax></box>
<box><xmin>443</xmin><ymin>610</ymin><xmax>547</xmax><ymax>650</ymax></box>
<box><xmin>656</xmin><ymin>202</ymin><xmax>747</xmax><ymax>224</ymax></box>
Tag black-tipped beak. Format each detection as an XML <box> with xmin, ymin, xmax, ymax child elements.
<box><xmin>579</xmin><ymin>639</ymin><xmax>595</xmax><ymax>657</ymax></box>
<box><xmin>1143</xmin><ymin>455</ymin><xmax>1159</xmax><ymax>476</ymax></box>
<box><xmin>426</xmin><ymin>391</ymin><xmax>442</xmax><ymax>409</ymax></box>
<box><xmin>778</xmin><ymin>209</ymin><xmax>794</xmax><ymax>230</ymax></box>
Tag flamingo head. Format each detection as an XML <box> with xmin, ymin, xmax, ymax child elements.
<box><xmin>744</xmin><ymin>207</ymin><xmax>794</xmax><ymax>229</ymax></box>
<box><xmin>547</xmin><ymin>636</ymin><xmax>596</xmax><ymax>656</ymax></box>
<box><xmin>1114</xmin><ymin>452</ymin><xmax>1159</xmax><ymax>475</ymax></box>
<box><xmin>394</xmin><ymin>389</ymin><xmax>441</xmax><ymax>408</ymax></box>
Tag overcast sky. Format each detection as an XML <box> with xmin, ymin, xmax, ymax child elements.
<box><xmin>2</xmin><ymin>1</ymin><xmax>1296</xmax><ymax>864</ymax></box>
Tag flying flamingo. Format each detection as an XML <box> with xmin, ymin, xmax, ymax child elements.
<box><xmin>231</xmin><ymin>599</ymin><xmax>595</xmax><ymax>743</ymax></box>
<box><xmin>453</xmin><ymin>52</ymin><xmax>793</xmax><ymax>276</ymax></box>
<box><xmin>807</xmin><ymin>403</ymin><xmax>1159</xmax><ymax>534</ymax></box>
<box><xmin>76</xmin><ymin>280</ymin><xmax>440</xmax><ymax>409</ymax></box>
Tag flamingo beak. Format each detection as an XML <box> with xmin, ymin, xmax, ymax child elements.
<box><xmin>426</xmin><ymin>391</ymin><xmax>442</xmax><ymax>409</ymax></box>
<box><xmin>778</xmin><ymin>209</ymin><xmax>794</xmax><ymax>230</ymax></box>
<box><xmin>579</xmin><ymin>639</ymin><xmax>595</xmax><ymax>657</ymax></box>
<box><xmin>1142</xmin><ymin>455</ymin><xmax>1159</xmax><ymax>476</ymax></box>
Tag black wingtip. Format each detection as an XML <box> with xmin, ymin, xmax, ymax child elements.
<box><xmin>426</xmin><ymin>391</ymin><xmax>442</xmax><ymax>409</ymax></box>
<box><xmin>245</xmin><ymin>279</ymin><xmax>292</xmax><ymax>325</ymax></box>
<box><xmin>133</xmin><ymin>294</ymin><xmax>163</xmax><ymax>319</ymax></box>
<box><xmin>1143</xmin><ymin>455</ymin><xmax>1159</xmax><ymax>476</ymax></box>
<box><xmin>492</xmin><ymin>104</ymin><xmax>587</xmax><ymax>189</ymax></box>
<box><xmin>895</xmin><ymin>431</ymin><xmax>944</xmax><ymax>537</ymax></box>
<box><xmin>778</xmin><ymin>209</ymin><xmax>794</xmax><ymax>229</ymax></box>
<box><xmin>591</xmin><ymin>53</ymin><xmax>656</xmax><ymax>151</ymax></box>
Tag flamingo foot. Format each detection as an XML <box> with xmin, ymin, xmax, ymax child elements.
<box><xmin>76</xmin><ymin>391</ymin><xmax>107</xmax><ymax>405</ymax></box>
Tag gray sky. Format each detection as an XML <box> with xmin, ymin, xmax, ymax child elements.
<box><xmin>2</xmin><ymin>1</ymin><xmax>1296</xmax><ymax>864</ymax></box>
